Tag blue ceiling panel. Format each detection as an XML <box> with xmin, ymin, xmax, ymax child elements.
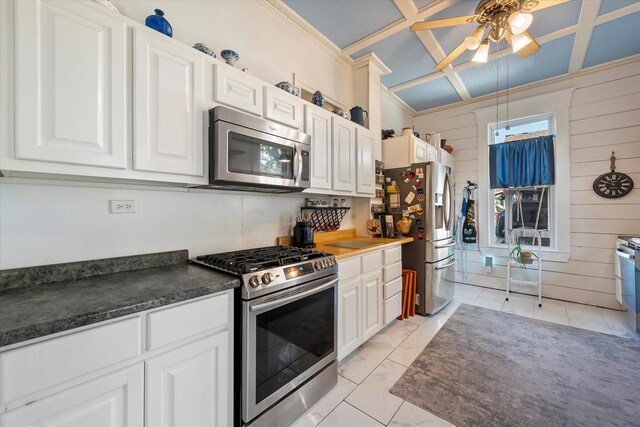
<box><xmin>525</xmin><ymin>0</ymin><xmax>582</xmax><ymax>38</ymax></box>
<box><xmin>282</xmin><ymin>0</ymin><xmax>403</xmax><ymax>49</ymax></box>
<box><xmin>599</xmin><ymin>0</ymin><xmax>638</xmax><ymax>15</ymax></box>
<box><xmin>583</xmin><ymin>11</ymin><xmax>640</xmax><ymax>68</ymax></box>
<box><xmin>352</xmin><ymin>31</ymin><xmax>438</xmax><ymax>87</ymax></box>
<box><xmin>457</xmin><ymin>34</ymin><xmax>575</xmax><ymax>98</ymax></box>
<box><xmin>413</xmin><ymin>0</ymin><xmax>439</xmax><ymax>11</ymax></box>
<box><xmin>394</xmin><ymin>77</ymin><xmax>462</xmax><ymax>111</ymax></box>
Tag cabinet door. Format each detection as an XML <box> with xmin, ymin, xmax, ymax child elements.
<box><xmin>133</xmin><ymin>29</ymin><xmax>204</xmax><ymax>177</ymax></box>
<box><xmin>332</xmin><ymin>119</ymin><xmax>356</xmax><ymax>193</ymax></box>
<box><xmin>264</xmin><ymin>86</ymin><xmax>302</xmax><ymax>129</ymax></box>
<box><xmin>361</xmin><ymin>270</ymin><xmax>383</xmax><ymax>342</ymax></box>
<box><xmin>412</xmin><ymin>139</ymin><xmax>428</xmax><ymax>163</ymax></box>
<box><xmin>14</xmin><ymin>0</ymin><xmax>126</xmax><ymax>168</ymax></box>
<box><xmin>0</xmin><ymin>365</ymin><xmax>143</xmax><ymax>427</ymax></box>
<box><xmin>338</xmin><ymin>277</ymin><xmax>361</xmax><ymax>360</ymax></box>
<box><xmin>146</xmin><ymin>332</ymin><xmax>230</xmax><ymax>427</ymax></box>
<box><xmin>356</xmin><ymin>128</ymin><xmax>375</xmax><ymax>196</ymax></box>
<box><xmin>304</xmin><ymin>105</ymin><xmax>332</xmax><ymax>190</ymax></box>
<box><xmin>427</xmin><ymin>144</ymin><xmax>438</xmax><ymax>162</ymax></box>
<box><xmin>214</xmin><ymin>64</ymin><xmax>262</xmax><ymax>116</ymax></box>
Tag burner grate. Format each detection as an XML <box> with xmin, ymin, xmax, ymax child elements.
<box><xmin>195</xmin><ymin>245</ymin><xmax>330</xmax><ymax>274</ymax></box>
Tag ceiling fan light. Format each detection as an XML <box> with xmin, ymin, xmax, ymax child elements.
<box><xmin>511</xmin><ymin>32</ymin><xmax>533</xmax><ymax>53</ymax></box>
<box><xmin>508</xmin><ymin>12</ymin><xmax>533</xmax><ymax>35</ymax></box>
<box><xmin>472</xmin><ymin>39</ymin><xmax>490</xmax><ymax>63</ymax></box>
<box><xmin>464</xmin><ymin>25</ymin><xmax>486</xmax><ymax>50</ymax></box>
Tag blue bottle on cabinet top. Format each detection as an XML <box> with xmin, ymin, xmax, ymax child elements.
<box><xmin>145</xmin><ymin>9</ymin><xmax>173</xmax><ymax>38</ymax></box>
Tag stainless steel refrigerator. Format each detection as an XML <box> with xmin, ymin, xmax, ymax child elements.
<box><xmin>384</xmin><ymin>162</ymin><xmax>456</xmax><ymax>315</ymax></box>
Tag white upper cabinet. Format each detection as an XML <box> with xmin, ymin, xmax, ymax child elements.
<box><xmin>304</xmin><ymin>105</ymin><xmax>332</xmax><ymax>191</ymax></box>
<box><xmin>263</xmin><ymin>86</ymin><xmax>302</xmax><ymax>129</ymax></box>
<box><xmin>382</xmin><ymin>133</ymin><xmax>437</xmax><ymax>168</ymax></box>
<box><xmin>13</xmin><ymin>0</ymin><xmax>127</xmax><ymax>169</ymax></box>
<box><xmin>331</xmin><ymin>118</ymin><xmax>356</xmax><ymax>193</ymax></box>
<box><xmin>214</xmin><ymin>64</ymin><xmax>262</xmax><ymax>116</ymax></box>
<box><xmin>356</xmin><ymin>128</ymin><xmax>375</xmax><ymax>196</ymax></box>
<box><xmin>133</xmin><ymin>28</ymin><xmax>204</xmax><ymax>177</ymax></box>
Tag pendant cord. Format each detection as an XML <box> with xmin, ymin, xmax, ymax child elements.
<box><xmin>495</xmin><ymin>42</ymin><xmax>499</xmax><ymax>137</ymax></box>
<box><xmin>506</xmin><ymin>52</ymin><xmax>510</xmax><ymax>131</ymax></box>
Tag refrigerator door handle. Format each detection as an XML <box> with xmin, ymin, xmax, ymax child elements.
<box><xmin>435</xmin><ymin>241</ymin><xmax>456</xmax><ymax>249</ymax></box>
<box><xmin>443</xmin><ymin>171</ymin><xmax>453</xmax><ymax>231</ymax></box>
<box><xmin>435</xmin><ymin>259</ymin><xmax>456</xmax><ymax>270</ymax></box>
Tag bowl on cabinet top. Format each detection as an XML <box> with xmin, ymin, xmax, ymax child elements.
<box><xmin>275</xmin><ymin>81</ymin><xmax>300</xmax><ymax>97</ymax></box>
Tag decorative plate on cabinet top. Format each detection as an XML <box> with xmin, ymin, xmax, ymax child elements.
<box><xmin>221</xmin><ymin>49</ymin><xmax>240</xmax><ymax>66</ymax></box>
<box><xmin>93</xmin><ymin>0</ymin><xmax>120</xmax><ymax>14</ymax></box>
<box><xmin>193</xmin><ymin>43</ymin><xmax>216</xmax><ymax>58</ymax></box>
<box><xmin>275</xmin><ymin>81</ymin><xmax>300</xmax><ymax>97</ymax></box>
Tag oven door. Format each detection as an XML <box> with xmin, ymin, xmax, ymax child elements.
<box><xmin>214</xmin><ymin>120</ymin><xmax>310</xmax><ymax>189</ymax></box>
<box><xmin>243</xmin><ymin>275</ymin><xmax>338</xmax><ymax>423</ymax></box>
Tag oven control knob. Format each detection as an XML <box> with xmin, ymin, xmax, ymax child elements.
<box><xmin>314</xmin><ymin>261</ymin><xmax>321</xmax><ymax>270</ymax></box>
<box><xmin>261</xmin><ymin>272</ymin><xmax>273</xmax><ymax>285</ymax></box>
<box><xmin>249</xmin><ymin>275</ymin><xmax>260</xmax><ymax>288</ymax></box>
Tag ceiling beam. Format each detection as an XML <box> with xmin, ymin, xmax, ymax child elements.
<box><xmin>568</xmin><ymin>0</ymin><xmax>601</xmax><ymax>74</ymax></box>
<box><xmin>388</xmin><ymin>24</ymin><xmax>579</xmax><ymax>92</ymax></box>
<box><xmin>341</xmin><ymin>0</ymin><xmax>460</xmax><ymax>57</ymax></box>
<box><xmin>596</xmin><ymin>1</ymin><xmax>640</xmax><ymax>25</ymax></box>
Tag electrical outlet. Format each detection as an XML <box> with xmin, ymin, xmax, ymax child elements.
<box><xmin>415</xmin><ymin>294</ymin><xmax>420</xmax><ymax>305</ymax></box>
<box><xmin>110</xmin><ymin>200</ymin><xmax>136</xmax><ymax>214</ymax></box>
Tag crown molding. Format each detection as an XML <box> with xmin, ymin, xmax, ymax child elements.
<box><xmin>352</xmin><ymin>52</ymin><xmax>392</xmax><ymax>76</ymax></box>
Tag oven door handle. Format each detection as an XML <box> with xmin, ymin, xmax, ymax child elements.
<box><xmin>616</xmin><ymin>249</ymin><xmax>635</xmax><ymax>260</ymax></box>
<box><xmin>249</xmin><ymin>277</ymin><xmax>338</xmax><ymax>312</ymax></box>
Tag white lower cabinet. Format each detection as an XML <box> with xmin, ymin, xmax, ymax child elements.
<box><xmin>338</xmin><ymin>276</ymin><xmax>362</xmax><ymax>359</ymax></box>
<box><xmin>0</xmin><ymin>364</ymin><xmax>144</xmax><ymax>427</ymax></box>
<box><xmin>0</xmin><ymin>292</ymin><xmax>233</xmax><ymax>426</ymax></box>
<box><xmin>361</xmin><ymin>270</ymin><xmax>383</xmax><ymax>342</ymax></box>
<box><xmin>146</xmin><ymin>331</ymin><xmax>229</xmax><ymax>427</ymax></box>
<box><xmin>337</xmin><ymin>245</ymin><xmax>403</xmax><ymax>360</ymax></box>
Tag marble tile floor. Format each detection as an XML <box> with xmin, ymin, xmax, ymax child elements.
<box><xmin>291</xmin><ymin>283</ymin><xmax>636</xmax><ymax>427</ymax></box>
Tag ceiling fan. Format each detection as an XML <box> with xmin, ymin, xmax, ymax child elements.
<box><xmin>411</xmin><ymin>0</ymin><xmax>569</xmax><ymax>71</ymax></box>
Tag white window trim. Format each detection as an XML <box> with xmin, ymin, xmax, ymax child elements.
<box><xmin>474</xmin><ymin>88</ymin><xmax>574</xmax><ymax>262</ymax></box>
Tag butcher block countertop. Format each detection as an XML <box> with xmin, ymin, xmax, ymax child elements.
<box><xmin>278</xmin><ymin>229</ymin><xmax>413</xmax><ymax>260</ymax></box>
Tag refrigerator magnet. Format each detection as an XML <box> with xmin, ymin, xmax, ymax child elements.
<box><xmin>404</xmin><ymin>192</ymin><xmax>415</xmax><ymax>204</ymax></box>
<box><xmin>412</xmin><ymin>182</ymin><xmax>421</xmax><ymax>190</ymax></box>
<box><xmin>408</xmin><ymin>171</ymin><xmax>415</xmax><ymax>179</ymax></box>
<box><xmin>417</xmin><ymin>194</ymin><xmax>425</xmax><ymax>202</ymax></box>
<box><xmin>416</xmin><ymin>168</ymin><xmax>424</xmax><ymax>178</ymax></box>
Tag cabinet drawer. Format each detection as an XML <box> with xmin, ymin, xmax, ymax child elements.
<box><xmin>383</xmin><ymin>261</ymin><xmax>402</xmax><ymax>282</ymax></box>
<box><xmin>361</xmin><ymin>251</ymin><xmax>383</xmax><ymax>273</ymax></box>
<box><xmin>147</xmin><ymin>293</ymin><xmax>229</xmax><ymax>350</ymax></box>
<box><xmin>263</xmin><ymin>86</ymin><xmax>302</xmax><ymax>129</ymax></box>
<box><xmin>384</xmin><ymin>292</ymin><xmax>402</xmax><ymax>325</ymax></box>
<box><xmin>214</xmin><ymin>64</ymin><xmax>262</xmax><ymax>115</ymax></box>
<box><xmin>0</xmin><ymin>317</ymin><xmax>141</xmax><ymax>406</ymax></box>
<box><xmin>384</xmin><ymin>277</ymin><xmax>403</xmax><ymax>300</ymax></box>
<box><xmin>384</xmin><ymin>246</ymin><xmax>402</xmax><ymax>265</ymax></box>
<box><xmin>338</xmin><ymin>257</ymin><xmax>361</xmax><ymax>281</ymax></box>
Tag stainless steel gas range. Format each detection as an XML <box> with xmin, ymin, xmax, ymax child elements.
<box><xmin>191</xmin><ymin>246</ymin><xmax>338</xmax><ymax>426</ymax></box>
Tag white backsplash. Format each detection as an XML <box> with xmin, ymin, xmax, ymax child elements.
<box><xmin>0</xmin><ymin>179</ymin><xmax>354</xmax><ymax>269</ymax></box>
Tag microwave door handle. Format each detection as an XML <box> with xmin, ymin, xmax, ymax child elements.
<box><xmin>293</xmin><ymin>146</ymin><xmax>301</xmax><ymax>185</ymax></box>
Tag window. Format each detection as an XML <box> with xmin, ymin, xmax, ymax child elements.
<box><xmin>474</xmin><ymin>88</ymin><xmax>572</xmax><ymax>262</ymax></box>
<box><xmin>489</xmin><ymin>114</ymin><xmax>555</xmax><ymax>249</ymax></box>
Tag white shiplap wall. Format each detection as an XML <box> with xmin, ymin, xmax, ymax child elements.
<box><xmin>413</xmin><ymin>58</ymin><xmax>640</xmax><ymax>309</ymax></box>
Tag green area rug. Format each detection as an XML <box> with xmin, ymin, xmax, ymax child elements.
<box><xmin>390</xmin><ymin>304</ymin><xmax>640</xmax><ymax>427</ymax></box>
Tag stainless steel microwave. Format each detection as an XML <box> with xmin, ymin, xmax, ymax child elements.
<box><xmin>208</xmin><ymin>106</ymin><xmax>311</xmax><ymax>192</ymax></box>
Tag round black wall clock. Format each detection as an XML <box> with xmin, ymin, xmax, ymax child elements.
<box><xmin>592</xmin><ymin>152</ymin><xmax>634</xmax><ymax>199</ymax></box>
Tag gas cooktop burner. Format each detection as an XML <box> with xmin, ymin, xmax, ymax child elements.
<box><xmin>195</xmin><ymin>245</ymin><xmax>330</xmax><ymax>275</ymax></box>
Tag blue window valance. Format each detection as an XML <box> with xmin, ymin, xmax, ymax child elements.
<box><xmin>489</xmin><ymin>135</ymin><xmax>555</xmax><ymax>189</ymax></box>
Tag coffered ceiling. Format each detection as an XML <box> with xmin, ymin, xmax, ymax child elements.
<box><xmin>278</xmin><ymin>0</ymin><xmax>640</xmax><ymax>112</ymax></box>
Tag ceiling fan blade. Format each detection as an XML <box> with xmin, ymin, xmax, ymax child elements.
<box><xmin>525</xmin><ymin>0</ymin><xmax>570</xmax><ymax>12</ymax></box>
<box><xmin>411</xmin><ymin>15</ymin><xmax>476</xmax><ymax>32</ymax></box>
<box><xmin>516</xmin><ymin>32</ymin><xmax>540</xmax><ymax>58</ymax></box>
<box><xmin>434</xmin><ymin>41</ymin><xmax>468</xmax><ymax>71</ymax></box>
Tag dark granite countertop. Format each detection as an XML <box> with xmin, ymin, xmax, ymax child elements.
<box><xmin>0</xmin><ymin>251</ymin><xmax>239</xmax><ymax>347</ymax></box>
